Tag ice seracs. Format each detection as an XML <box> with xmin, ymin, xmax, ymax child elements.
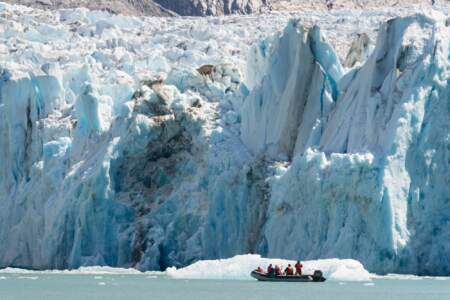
<box><xmin>240</xmin><ymin>20</ymin><xmax>343</xmax><ymax>160</ymax></box>
<box><xmin>343</xmin><ymin>33</ymin><xmax>371</xmax><ymax>68</ymax></box>
<box><xmin>240</xmin><ymin>13</ymin><xmax>449</xmax><ymax>275</ymax></box>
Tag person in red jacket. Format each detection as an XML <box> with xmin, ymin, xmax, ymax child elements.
<box><xmin>295</xmin><ymin>261</ymin><xmax>303</xmax><ymax>275</ymax></box>
<box><xmin>267</xmin><ymin>264</ymin><xmax>274</xmax><ymax>275</ymax></box>
<box><xmin>274</xmin><ymin>265</ymin><xmax>281</xmax><ymax>276</ymax></box>
<box><xmin>284</xmin><ymin>264</ymin><xmax>294</xmax><ymax>275</ymax></box>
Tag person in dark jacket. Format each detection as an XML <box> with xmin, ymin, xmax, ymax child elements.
<box><xmin>295</xmin><ymin>261</ymin><xmax>303</xmax><ymax>275</ymax></box>
<box><xmin>267</xmin><ymin>264</ymin><xmax>274</xmax><ymax>275</ymax></box>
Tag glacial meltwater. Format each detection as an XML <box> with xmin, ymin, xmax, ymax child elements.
<box><xmin>1</xmin><ymin>272</ymin><xmax>450</xmax><ymax>300</ymax></box>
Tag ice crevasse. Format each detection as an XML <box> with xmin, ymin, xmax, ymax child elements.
<box><xmin>0</xmin><ymin>4</ymin><xmax>449</xmax><ymax>276</ymax></box>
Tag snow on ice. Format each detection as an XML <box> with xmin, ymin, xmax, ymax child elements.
<box><xmin>0</xmin><ymin>1</ymin><xmax>449</xmax><ymax>276</ymax></box>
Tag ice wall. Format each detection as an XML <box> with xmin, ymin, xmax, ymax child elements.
<box><xmin>242</xmin><ymin>15</ymin><xmax>449</xmax><ymax>275</ymax></box>
<box><xmin>241</xmin><ymin>20</ymin><xmax>343</xmax><ymax>160</ymax></box>
<box><xmin>0</xmin><ymin>2</ymin><xmax>448</xmax><ymax>276</ymax></box>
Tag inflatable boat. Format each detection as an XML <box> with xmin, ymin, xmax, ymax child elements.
<box><xmin>250</xmin><ymin>270</ymin><xmax>326</xmax><ymax>282</ymax></box>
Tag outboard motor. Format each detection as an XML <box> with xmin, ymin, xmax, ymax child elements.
<box><xmin>313</xmin><ymin>270</ymin><xmax>325</xmax><ymax>281</ymax></box>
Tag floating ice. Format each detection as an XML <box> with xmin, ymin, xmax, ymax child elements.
<box><xmin>0</xmin><ymin>266</ymin><xmax>160</xmax><ymax>275</ymax></box>
<box><xmin>18</xmin><ymin>276</ymin><xmax>39</xmax><ymax>280</ymax></box>
<box><xmin>166</xmin><ymin>254</ymin><xmax>371</xmax><ymax>281</ymax></box>
<box><xmin>371</xmin><ymin>274</ymin><xmax>450</xmax><ymax>281</ymax></box>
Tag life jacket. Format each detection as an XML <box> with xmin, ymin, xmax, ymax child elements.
<box><xmin>295</xmin><ymin>263</ymin><xmax>303</xmax><ymax>275</ymax></box>
<box><xmin>285</xmin><ymin>267</ymin><xmax>294</xmax><ymax>275</ymax></box>
<box><xmin>275</xmin><ymin>266</ymin><xmax>281</xmax><ymax>275</ymax></box>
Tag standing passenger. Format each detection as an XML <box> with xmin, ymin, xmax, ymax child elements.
<box><xmin>295</xmin><ymin>261</ymin><xmax>303</xmax><ymax>275</ymax></box>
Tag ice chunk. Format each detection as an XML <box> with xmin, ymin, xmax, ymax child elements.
<box><xmin>0</xmin><ymin>266</ymin><xmax>159</xmax><ymax>275</ymax></box>
<box><xmin>75</xmin><ymin>84</ymin><xmax>112</xmax><ymax>134</ymax></box>
<box><xmin>166</xmin><ymin>254</ymin><xmax>371</xmax><ymax>281</ymax></box>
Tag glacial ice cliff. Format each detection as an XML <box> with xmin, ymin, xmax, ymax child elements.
<box><xmin>241</xmin><ymin>14</ymin><xmax>450</xmax><ymax>275</ymax></box>
<box><xmin>0</xmin><ymin>2</ymin><xmax>448</xmax><ymax>275</ymax></box>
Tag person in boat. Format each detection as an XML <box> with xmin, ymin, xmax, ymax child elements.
<box><xmin>255</xmin><ymin>266</ymin><xmax>264</xmax><ymax>273</ymax></box>
<box><xmin>267</xmin><ymin>264</ymin><xmax>274</xmax><ymax>275</ymax></box>
<box><xmin>295</xmin><ymin>261</ymin><xmax>303</xmax><ymax>275</ymax></box>
<box><xmin>284</xmin><ymin>264</ymin><xmax>294</xmax><ymax>276</ymax></box>
<box><xmin>274</xmin><ymin>265</ymin><xmax>281</xmax><ymax>276</ymax></box>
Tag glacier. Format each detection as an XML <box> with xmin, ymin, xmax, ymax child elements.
<box><xmin>0</xmin><ymin>2</ymin><xmax>449</xmax><ymax>276</ymax></box>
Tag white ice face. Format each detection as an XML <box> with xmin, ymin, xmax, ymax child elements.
<box><xmin>241</xmin><ymin>13</ymin><xmax>449</xmax><ymax>275</ymax></box>
<box><xmin>0</xmin><ymin>1</ymin><xmax>448</xmax><ymax>276</ymax></box>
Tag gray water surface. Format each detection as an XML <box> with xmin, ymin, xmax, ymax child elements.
<box><xmin>0</xmin><ymin>274</ymin><xmax>449</xmax><ymax>300</ymax></box>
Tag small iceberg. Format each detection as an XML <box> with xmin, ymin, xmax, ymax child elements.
<box><xmin>166</xmin><ymin>254</ymin><xmax>371</xmax><ymax>281</ymax></box>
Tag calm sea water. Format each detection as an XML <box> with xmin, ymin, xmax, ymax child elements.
<box><xmin>0</xmin><ymin>274</ymin><xmax>449</xmax><ymax>300</ymax></box>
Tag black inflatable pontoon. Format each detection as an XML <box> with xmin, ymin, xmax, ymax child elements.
<box><xmin>250</xmin><ymin>270</ymin><xmax>326</xmax><ymax>282</ymax></box>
